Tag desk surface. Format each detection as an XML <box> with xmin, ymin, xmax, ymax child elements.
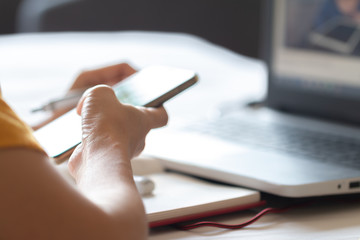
<box><xmin>0</xmin><ymin>31</ymin><xmax>266</xmax><ymax>126</ymax></box>
<box><xmin>0</xmin><ymin>32</ymin><xmax>359</xmax><ymax>239</ymax></box>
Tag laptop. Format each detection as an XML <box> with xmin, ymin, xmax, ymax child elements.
<box><xmin>143</xmin><ymin>0</ymin><xmax>360</xmax><ymax>198</ymax></box>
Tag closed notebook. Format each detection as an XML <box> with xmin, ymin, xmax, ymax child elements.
<box><xmin>54</xmin><ymin>157</ymin><xmax>262</xmax><ymax>228</ymax></box>
<box><xmin>132</xmin><ymin>157</ymin><xmax>263</xmax><ymax>227</ymax></box>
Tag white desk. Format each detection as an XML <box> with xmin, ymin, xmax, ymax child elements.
<box><xmin>0</xmin><ymin>32</ymin><xmax>359</xmax><ymax>239</ymax></box>
<box><xmin>0</xmin><ymin>31</ymin><xmax>265</xmax><ymax>127</ymax></box>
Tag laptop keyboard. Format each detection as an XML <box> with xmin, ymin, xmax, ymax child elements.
<box><xmin>184</xmin><ymin>114</ymin><xmax>360</xmax><ymax>169</ymax></box>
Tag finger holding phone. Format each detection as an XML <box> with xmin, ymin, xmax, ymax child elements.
<box><xmin>32</xmin><ymin>63</ymin><xmax>137</xmax><ymax>130</ymax></box>
<box><xmin>68</xmin><ymin>85</ymin><xmax>168</xmax><ymax>183</ymax></box>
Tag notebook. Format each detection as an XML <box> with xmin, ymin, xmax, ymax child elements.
<box><xmin>131</xmin><ymin>157</ymin><xmax>263</xmax><ymax>227</ymax></box>
<box><xmin>54</xmin><ymin>157</ymin><xmax>264</xmax><ymax>228</ymax></box>
<box><xmin>142</xmin><ymin>0</ymin><xmax>360</xmax><ymax>198</ymax></box>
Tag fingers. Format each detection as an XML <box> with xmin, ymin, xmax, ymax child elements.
<box><xmin>76</xmin><ymin>85</ymin><xmax>114</xmax><ymax>115</ymax></box>
<box><xmin>70</xmin><ymin>63</ymin><xmax>137</xmax><ymax>91</ymax></box>
<box><xmin>77</xmin><ymin>85</ymin><xmax>168</xmax><ymax>129</ymax></box>
<box><xmin>95</xmin><ymin>63</ymin><xmax>137</xmax><ymax>83</ymax></box>
<box><xmin>76</xmin><ymin>85</ymin><xmax>168</xmax><ymax>133</ymax></box>
<box><xmin>81</xmin><ymin>63</ymin><xmax>136</xmax><ymax>86</ymax></box>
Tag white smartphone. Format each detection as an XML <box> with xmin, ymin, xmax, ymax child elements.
<box><xmin>34</xmin><ymin>66</ymin><xmax>198</xmax><ymax>162</ymax></box>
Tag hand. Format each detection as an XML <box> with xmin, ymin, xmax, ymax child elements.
<box><xmin>68</xmin><ymin>85</ymin><xmax>168</xmax><ymax>184</ymax></box>
<box><xmin>32</xmin><ymin>63</ymin><xmax>136</xmax><ymax>130</ymax></box>
<box><xmin>69</xmin><ymin>63</ymin><xmax>136</xmax><ymax>92</ymax></box>
<box><xmin>68</xmin><ymin>85</ymin><xmax>164</xmax><ymax>239</ymax></box>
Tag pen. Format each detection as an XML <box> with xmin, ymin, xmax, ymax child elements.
<box><xmin>32</xmin><ymin>90</ymin><xmax>85</xmax><ymax>113</ymax></box>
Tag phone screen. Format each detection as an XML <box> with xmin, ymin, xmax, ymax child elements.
<box><xmin>113</xmin><ymin>66</ymin><xmax>197</xmax><ymax>107</ymax></box>
<box><xmin>34</xmin><ymin>66</ymin><xmax>198</xmax><ymax>160</ymax></box>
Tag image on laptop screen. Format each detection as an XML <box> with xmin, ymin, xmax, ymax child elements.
<box><xmin>272</xmin><ymin>0</ymin><xmax>360</xmax><ymax>100</ymax></box>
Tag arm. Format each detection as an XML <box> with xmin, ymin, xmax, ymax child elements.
<box><xmin>0</xmin><ymin>86</ymin><xmax>168</xmax><ymax>239</ymax></box>
<box><xmin>68</xmin><ymin>85</ymin><xmax>168</xmax><ymax>238</ymax></box>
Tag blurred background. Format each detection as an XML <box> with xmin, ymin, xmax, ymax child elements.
<box><xmin>0</xmin><ymin>0</ymin><xmax>264</xmax><ymax>59</ymax></box>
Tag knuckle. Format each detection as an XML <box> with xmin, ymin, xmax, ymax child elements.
<box><xmin>88</xmin><ymin>85</ymin><xmax>114</xmax><ymax>97</ymax></box>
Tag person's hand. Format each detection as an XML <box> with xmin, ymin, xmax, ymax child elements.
<box><xmin>68</xmin><ymin>63</ymin><xmax>136</xmax><ymax>92</ymax></box>
<box><xmin>32</xmin><ymin>63</ymin><xmax>136</xmax><ymax>130</ymax></box>
<box><xmin>67</xmin><ymin>85</ymin><xmax>165</xmax><ymax>239</ymax></box>
<box><xmin>68</xmin><ymin>85</ymin><xmax>168</xmax><ymax>184</ymax></box>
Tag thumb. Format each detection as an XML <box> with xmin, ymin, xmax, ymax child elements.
<box><xmin>75</xmin><ymin>85</ymin><xmax>114</xmax><ymax>116</ymax></box>
<box><xmin>142</xmin><ymin>106</ymin><xmax>169</xmax><ymax>129</ymax></box>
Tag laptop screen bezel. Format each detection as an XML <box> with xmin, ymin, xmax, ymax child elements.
<box><xmin>262</xmin><ymin>0</ymin><xmax>360</xmax><ymax>125</ymax></box>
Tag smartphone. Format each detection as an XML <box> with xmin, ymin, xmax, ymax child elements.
<box><xmin>34</xmin><ymin>65</ymin><xmax>198</xmax><ymax>162</ymax></box>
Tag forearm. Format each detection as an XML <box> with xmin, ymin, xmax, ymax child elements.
<box><xmin>80</xmin><ymin>182</ymin><xmax>147</xmax><ymax>240</ymax></box>
<box><xmin>69</xmin><ymin>141</ymin><xmax>148</xmax><ymax>238</ymax></box>
<box><xmin>0</xmin><ymin>149</ymin><xmax>147</xmax><ymax>240</ymax></box>
<box><xmin>75</xmin><ymin>149</ymin><xmax>148</xmax><ymax>238</ymax></box>
<box><xmin>81</xmin><ymin>179</ymin><xmax>147</xmax><ymax>240</ymax></box>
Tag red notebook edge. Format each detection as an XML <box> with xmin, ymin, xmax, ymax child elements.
<box><xmin>149</xmin><ymin>200</ymin><xmax>267</xmax><ymax>228</ymax></box>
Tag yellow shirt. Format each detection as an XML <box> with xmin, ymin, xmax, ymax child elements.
<box><xmin>0</xmin><ymin>93</ymin><xmax>44</xmax><ymax>153</ymax></box>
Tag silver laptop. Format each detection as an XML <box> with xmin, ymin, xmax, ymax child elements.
<box><xmin>144</xmin><ymin>0</ymin><xmax>360</xmax><ymax>197</ymax></box>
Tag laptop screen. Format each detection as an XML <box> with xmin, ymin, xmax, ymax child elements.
<box><xmin>265</xmin><ymin>0</ymin><xmax>360</xmax><ymax>123</ymax></box>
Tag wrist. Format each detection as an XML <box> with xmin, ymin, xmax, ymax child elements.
<box><xmin>73</xmin><ymin>139</ymin><xmax>134</xmax><ymax>188</ymax></box>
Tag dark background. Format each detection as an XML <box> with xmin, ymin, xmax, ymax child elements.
<box><xmin>0</xmin><ymin>0</ymin><xmax>22</xmax><ymax>34</ymax></box>
<box><xmin>0</xmin><ymin>0</ymin><xmax>263</xmax><ymax>59</ymax></box>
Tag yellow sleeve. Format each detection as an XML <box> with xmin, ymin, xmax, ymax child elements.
<box><xmin>0</xmin><ymin>94</ymin><xmax>45</xmax><ymax>153</ymax></box>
